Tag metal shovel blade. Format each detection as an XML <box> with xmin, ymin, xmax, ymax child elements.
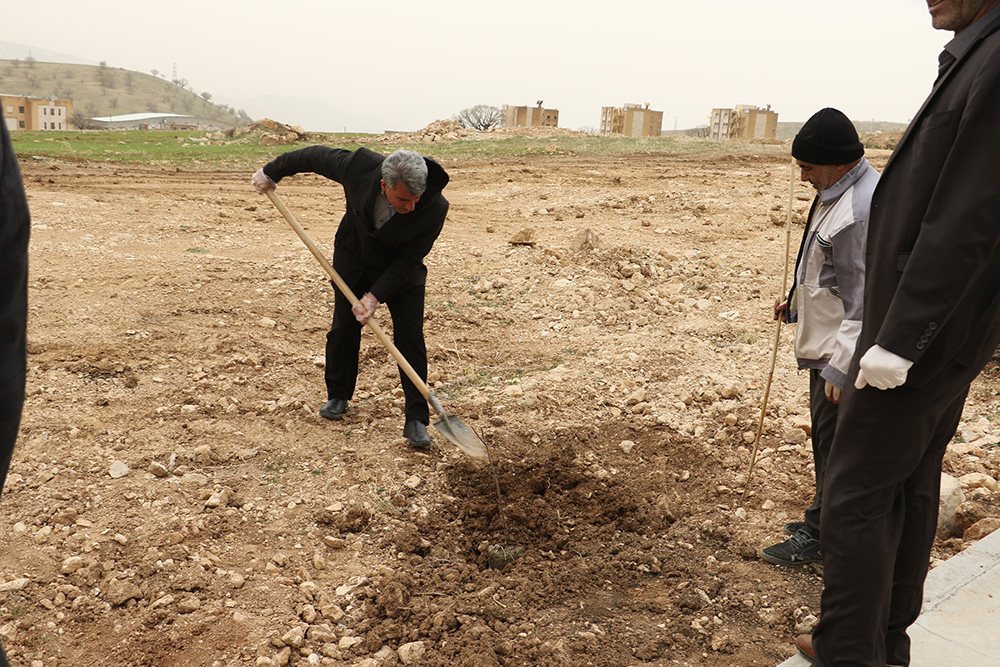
<box><xmin>433</xmin><ymin>414</ymin><xmax>488</xmax><ymax>459</ymax></box>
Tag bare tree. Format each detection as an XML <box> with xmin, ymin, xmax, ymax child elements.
<box><xmin>72</xmin><ymin>112</ymin><xmax>97</xmax><ymax>129</ymax></box>
<box><xmin>151</xmin><ymin>69</ymin><xmax>159</xmax><ymax>78</ymax></box>
<box><xmin>200</xmin><ymin>91</ymin><xmax>212</xmax><ymax>102</ymax></box>
<box><xmin>455</xmin><ymin>104</ymin><xmax>503</xmax><ymax>131</ymax></box>
<box><xmin>25</xmin><ymin>55</ymin><xmax>37</xmax><ymax>68</ymax></box>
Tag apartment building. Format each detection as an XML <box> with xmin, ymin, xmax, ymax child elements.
<box><xmin>709</xmin><ymin>105</ymin><xmax>778</xmax><ymax>141</ymax></box>
<box><xmin>600</xmin><ymin>103</ymin><xmax>663</xmax><ymax>137</ymax></box>
<box><xmin>1</xmin><ymin>94</ymin><xmax>74</xmax><ymax>131</ymax></box>
<box><xmin>502</xmin><ymin>103</ymin><xmax>559</xmax><ymax>128</ymax></box>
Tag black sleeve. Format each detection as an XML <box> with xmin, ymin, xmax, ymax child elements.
<box><xmin>0</xmin><ymin>112</ymin><xmax>30</xmax><ymax>493</ymax></box>
<box><xmin>262</xmin><ymin>146</ymin><xmax>357</xmax><ymax>185</ymax></box>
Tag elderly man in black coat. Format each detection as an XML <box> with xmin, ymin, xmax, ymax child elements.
<box><xmin>795</xmin><ymin>1</ymin><xmax>1000</xmax><ymax>665</ymax></box>
<box><xmin>0</xmin><ymin>109</ymin><xmax>30</xmax><ymax>667</ymax></box>
<box><xmin>253</xmin><ymin>147</ymin><xmax>449</xmax><ymax>449</ymax></box>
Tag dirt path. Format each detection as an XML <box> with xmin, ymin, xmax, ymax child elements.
<box><xmin>3</xmin><ymin>146</ymin><xmax>1000</xmax><ymax>667</ymax></box>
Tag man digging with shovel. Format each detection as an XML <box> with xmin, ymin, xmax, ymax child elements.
<box><xmin>252</xmin><ymin>147</ymin><xmax>449</xmax><ymax>450</ymax></box>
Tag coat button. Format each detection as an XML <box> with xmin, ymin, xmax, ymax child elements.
<box><xmin>916</xmin><ymin>341</ymin><xmax>926</xmax><ymax>350</ymax></box>
<box><xmin>928</xmin><ymin>322</ymin><xmax>938</xmax><ymax>330</ymax></box>
<box><xmin>924</xmin><ymin>328</ymin><xmax>934</xmax><ymax>336</ymax></box>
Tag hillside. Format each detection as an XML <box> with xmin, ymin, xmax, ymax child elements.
<box><xmin>0</xmin><ymin>58</ymin><xmax>250</xmax><ymax>128</ymax></box>
<box><xmin>775</xmin><ymin>119</ymin><xmax>908</xmax><ymax>141</ymax></box>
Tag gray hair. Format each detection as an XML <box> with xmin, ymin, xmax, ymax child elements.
<box><xmin>382</xmin><ymin>149</ymin><xmax>428</xmax><ymax>196</ymax></box>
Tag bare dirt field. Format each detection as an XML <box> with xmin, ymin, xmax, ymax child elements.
<box><xmin>4</xmin><ymin>138</ymin><xmax>1000</xmax><ymax>667</ymax></box>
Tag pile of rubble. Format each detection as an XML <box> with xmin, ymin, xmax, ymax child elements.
<box><xmin>210</xmin><ymin>119</ymin><xmax>310</xmax><ymax>146</ymax></box>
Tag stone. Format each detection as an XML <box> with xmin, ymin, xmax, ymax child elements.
<box><xmin>938</xmin><ymin>473</ymin><xmax>966</xmax><ymax>538</ymax></box>
<box><xmin>963</xmin><ymin>517</ymin><xmax>1000</xmax><ymax>542</ymax></box>
<box><xmin>109</xmin><ymin>460</ymin><xmax>130</xmax><ymax>478</ymax></box>
<box><xmin>571</xmin><ymin>228</ymin><xmax>600</xmax><ymax>254</ymax></box>
<box><xmin>106</xmin><ymin>579</ymin><xmax>143</xmax><ymax>606</ymax></box>
<box><xmin>0</xmin><ymin>578</ymin><xmax>30</xmax><ymax>593</ymax></box>
<box><xmin>783</xmin><ymin>429</ymin><xmax>807</xmax><ymax>445</ymax></box>
<box><xmin>281</xmin><ymin>625</ymin><xmax>305</xmax><ymax>648</ymax></box>
<box><xmin>508</xmin><ymin>228</ymin><xmax>537</xmax><ymax>246</ymax></box>
<box><xmin>149</xmin><ymin>461</ymin><xmax>170</xmax><ymax>477</ymax></box>
<box><xmin>397</xmin><ymin>641</ymin><xmax>427</xmax><ymax>664</ymax></box>
<box><xmin>61</xmin><ymin>556</ymin><xmax>85</xmax><ymax>574</ymax></box>
<box><xmin>958</xmin><ymin>472</ymin><xmax>999</xmax><ymax>493</ymax></box>
<box><xmin>177</xmin><ymin>597</ymin><xmax>201</xmax><ymax>613</ymax></box>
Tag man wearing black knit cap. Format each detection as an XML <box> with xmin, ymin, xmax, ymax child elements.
<box><xmin>761</xmin><ymin>108</ymin><xmax>880</xmax><ymax>567</ymax></box>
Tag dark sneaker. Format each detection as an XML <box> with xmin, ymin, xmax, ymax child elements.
<box><xmin>761</xmin><ymin>528</ymin><xmax>822</xmax><ymax>567</ymax></box>
<box><xmin>319</xmin><ymin>398</ymin><xmax>348</xmax><ymax>421</ymax></box>
<box><xmin>403</xmin><ymin>420</ymin><xmax>432</xmax><ymax>449</ymax></box>
<box><xmin>783</xmin><ymin>521</ymin><xmax>808</xmax><ymax>536</ymax></box>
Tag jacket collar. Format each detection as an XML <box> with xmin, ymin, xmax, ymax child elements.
<box><xmin>887</xmin><ymin>12</ymin><xmax>1000</xmax><ymax>168</ymax></box>
<box><xmin>821</xmin><ymin>158</ymin><xmax>871</xmax><ymax>205</ymax></box>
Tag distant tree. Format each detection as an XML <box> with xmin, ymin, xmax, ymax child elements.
<box><xmin>26</xmin><ymin>74</ymin><xmax>38</xmax><ymax>89</ymax></box>
<box><xmin>110</xmin><ymin>97</ymin><xmax>119</xmax><ymax>109</ymax></box>
<box><xmin>150</xmin><ymin>68</ymin><xmax>159</xmax><ymax>78</ymax></box>
<box><xmin>84</xmin><ymin>102</ymin><xmax>98</xmax><ymax>117</ymax></box>
<box><xmin>72</xmin><ymin>112</ymin><xmax>97</xmax><ymax>129</ymax></box>
<box><xmin>200</xmin><ymin>91</ymin><xmax>212</xmax><ymax>102</ymax></box>
<box><xmin>25</xmin><ymin>55</ymin><xmax>36</xmax><ymax>68</ymax></box>
<box><xmin>455</xmin><ymin>104</ymin><xmax>503</xmax><ymax>131</ymax></box>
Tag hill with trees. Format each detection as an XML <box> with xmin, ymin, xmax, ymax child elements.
<box><xmin>0</xmin><ymin>57</ymin><xmax>251</xmax><ymax>128</ymax></box>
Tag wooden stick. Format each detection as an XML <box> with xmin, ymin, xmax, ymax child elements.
<box><xmin>740</xmin><ymin>157</ymin><xmax>796</xmax><ymax>506</ymax></box>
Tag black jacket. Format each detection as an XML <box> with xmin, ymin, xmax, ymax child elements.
<box><xmin>263</xmin><ymin>146</ymin><xmax>449</xmax><ymax>302</ymax></box>
<box><xmin>0</xmin><ymin>111</ymin><xmax>30</xmax><ymax>490</ymax></box>
<box><xmin>856</xmin><ymin>13</ymin><xmax>1000</xmax><ymax>387</ymax></box>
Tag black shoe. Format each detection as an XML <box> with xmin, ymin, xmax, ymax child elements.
<box><xmin>783</xmin><ymin>521</ymin><xmax>808</xmax><ymax>536</ymax></box>
<box><xmin>319</xmin><ymin>398</ymin><xmax>348</xmax><ymax>421</ymax></box>
<box><xmin>403</xmin><ymin>420</ymin><xmax>432</xmax><ymax>449</ymax></box>
<box><xmin>760</xmin><ymin>528</ymin><xmax>822</xmax><ymax>567</ymax></box>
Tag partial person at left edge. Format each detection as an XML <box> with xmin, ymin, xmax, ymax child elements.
<box><xmin>0</xmin><ymin>108</ymin><xmax>32</xmax><ymax>667</ymax></box>
<box><xmin>252</xmin><ymin>146</ymin><xmax>449</xmax><ymax>451</ymax></box>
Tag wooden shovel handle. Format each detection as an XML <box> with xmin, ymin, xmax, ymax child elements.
<box><xmin>265</xmin><ymin>190</ymin><xmax>432</xmax><ymax>402</ymax></box>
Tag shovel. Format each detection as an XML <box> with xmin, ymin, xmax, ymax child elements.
<box><xmin>264</xmin><ymin>190</ymin><xmax>488</xmax><ymax>459</ymax></box>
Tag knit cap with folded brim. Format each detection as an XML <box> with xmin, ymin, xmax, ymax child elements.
<box><xmin>792</xmin><ymin>108</ymin><xmax>864</xmax><ymax>165</ymax></box>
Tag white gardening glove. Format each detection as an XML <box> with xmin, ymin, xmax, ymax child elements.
<box><xmin>352</xmin><ymin>292</ymin><xmax>379</xmax><ymax>324</ymax></box>
<box><xmin>855</xmin><ymin>345</ymin><xmax>913</xmax><ymax>390</ymax></box>
<box><xmin>825</xmin><ymin>381</ymin><xmax>842</xmax><ymax>404</ymax></box>
<box><xmin>251</xmin><ymin>168</ymin><xmax>276</xmax><ymax>194</ymax></box>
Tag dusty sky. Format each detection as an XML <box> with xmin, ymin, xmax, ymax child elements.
<box><xmin>3</xmin><ymin>0</ymin><xmax>949</xmax><ymax>133</ymax></box>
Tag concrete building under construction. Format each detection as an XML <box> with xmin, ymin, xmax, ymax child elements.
<box><xmin>502</xmin><ymin>103</ymin><xmax>559</xmax><ymax>128</ymax></box>
<box><xmin>709</xmin><ymin>105</ymin><xmax>778</xmax><ymax>141</ymax></box>
<box><xmin>600</xmin><ymin>103</ymin><xmax>663</xmax><ymax>137</ymax></box>
<box><xmin>1</xmin><ymin>94</ymin><xmax>74</xmax><ymax>131</ymax></box>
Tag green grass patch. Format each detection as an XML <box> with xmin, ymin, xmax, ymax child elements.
<box><xmin>10</xmin><ymin>128</ymin><xmax>760</xmax><ymax>171</ymax></box>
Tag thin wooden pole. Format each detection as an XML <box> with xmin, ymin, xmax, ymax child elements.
<box><xmin>740</xmin><ymin>157</ymin><xmax>796</xmax><ymax>506</ymax></box>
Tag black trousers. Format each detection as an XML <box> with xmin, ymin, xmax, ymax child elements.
<box><xmin>813</xmin><ymin>364</ymin><xmax>974</xmax><ymax>667</ymax></box>
<box><xmin>804</xmin><ymin>369</ymin><xmax>839</xmax><ymax>534</ymax></box>
<box><xmin>324</xmin><ymin>277</ymin><xmax>429</xmax><ymax>425</ymax></box>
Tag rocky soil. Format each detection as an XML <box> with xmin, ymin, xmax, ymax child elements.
<box><xmin>3</xmin><ymin>138</ymin><xmax>1000</xmax><ymax>667</ymax></box>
